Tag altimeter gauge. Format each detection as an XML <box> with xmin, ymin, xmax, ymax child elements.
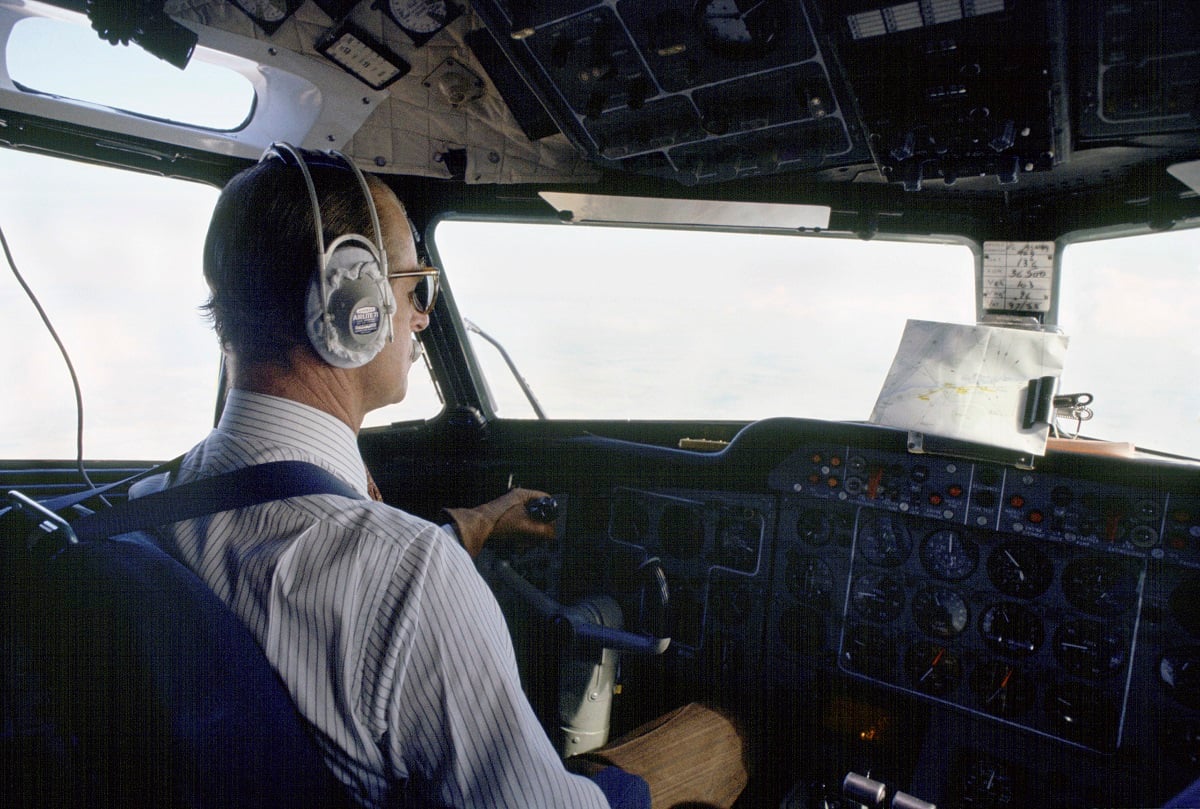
<box><xmin>231</xmin><ymin>0</ymin><xmax>303</xmax><ymax>34</ymax></box>
<box><xmin>385</xmin><ymin>0</ymin><xmax>464</xmax><ymax>48</ymax></box>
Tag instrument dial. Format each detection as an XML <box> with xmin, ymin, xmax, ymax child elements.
<box><xmin>841</xmin><ymin>623</ymin><xmax>897</xmax><ymax>678</ymax></box>
<box><xmin>856</xmin><ymin>512</ymin><xmax>913</xmax><ymax>567</ymax></box>
<box><xmin>920</xmin><ymin>528</ymin><xmax>979</xmax><ymax>580</ymax></box>
<box><xmin>1061</xmin><ymin>555</ymin><xmax>1140</xmax><ymax>617</ymax></box>
<box><xmin>987</xmin><ymin>540</ymin><xmax>1053</xmax><ymax>598</ymax></box>
<box><xmin>1045</xmin><ymin>680</ymin><xmax>1118</xmax><ymax>746</ymax></box>
<box><xmin>906</xmin><ymin>640</ymin><xmax>963</xmax><ymax>697</ymax></box>
<box><xmin>785</xmin><ymin>551</ymin><xmax>834</xmax><ymax>611</ymax></box>
<box><xmin>1052</xmin><ymin>618</ymin><xmax>1127</xmax><ymax>678</ymax></box>
<box><xmin>979</xmin><ymin>602</ymin><xmax>1044</xmax><ymax>656</ymax></box>
<box><xmin>970</xmin><ymin>661</ymin><xmax>1036</xmax><ymax>718</ymax></box>
<box><xmin>717</xmin><ymin>512</ymin><xmax>760</xmax><ymax>571</ymax></box>
<box><xmin>1160</xmin><ymin>646</ymin><xmax>1200</xmax><ymax>709</ymax></box>
<box><xmin>850</xmin><ymin>571</ymin><xmax>906</xmax><ymax>623</ymax></box>
<box><xmin>231</xmin><ymin>0</ymin><xmax>300</xmax><ymax>32</ymax></box>
<box><xmin>912</xmin><ymin>585</ymin><xmax>970</xmax><ymax>639</ymax></box>
<box><xmin>795</xmin><ymin>507</ymin><xmax>851</xmax><ymax>546</ymax></box>
<box><xmin>386</xmin><ymin>0</ymin><xmax>464</xmax><ymax>47</ymax></box>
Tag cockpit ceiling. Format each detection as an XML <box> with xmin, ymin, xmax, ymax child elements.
<box><xmin>148</xmin><ymin>1</ymin><xmax>1198</xmax><ymax>195</ymax></box>
<box><xmin>158</xmin><ymin>0</ymin><xmax>598</xmax><ymax>184</ymax></box>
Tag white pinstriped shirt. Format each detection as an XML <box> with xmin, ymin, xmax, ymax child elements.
<box><xmin>140</xmin><ymin>389</ymin><xmax>609</xmax><ymax>809</ymax></box>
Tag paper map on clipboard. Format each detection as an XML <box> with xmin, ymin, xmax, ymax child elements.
<box><xmin>869</xmin><ymin>320</ymin><xmax>1070</xmax><ymax>455</ymax></box>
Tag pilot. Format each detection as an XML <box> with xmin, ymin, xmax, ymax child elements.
<box><xmin>146</xmin><ymin>147</ymin><xmax>650</xmax><ymax>808</ymax></box>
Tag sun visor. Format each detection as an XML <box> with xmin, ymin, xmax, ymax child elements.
<box><xmin>539</xmin><ymin>192</ymin><xmax>831</xmax><ymax>232</ymax></box>
<box><xmin>1168</xmin><ymin>161</ymin><xmax>1200</xmax><ymax>195</ymax></box>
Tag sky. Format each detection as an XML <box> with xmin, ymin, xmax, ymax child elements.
<box><xmin>1</xmin><ymin>2</ymin><xmax>1197</xmax><ymax>461</ymax></box>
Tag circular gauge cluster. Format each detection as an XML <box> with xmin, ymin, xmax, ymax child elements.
<box><xmin>841</xmin><ymin>627</ymin><xmax>1122</xmax><ymax>737</ymax></box>
<box><xmin>833</xmin><ymin>506</ymin><xmax>1141</xmax><ymax>752</ymax></box>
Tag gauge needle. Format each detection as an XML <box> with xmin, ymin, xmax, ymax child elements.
<box><xmin>739</xmin><ymin>1</ymin><xmax>766</xmax><ymax>20</ymax></box>
<box><xmin>921</xmin><ymin>647</ymin><xmax>946</xmax><ymax>682</ymax></box>
<box><xmin>1004</xmin><ymin>549</ymin><xmax>1026</xmax><ymax>580</ymax></box>
<box><xmin>988</xmin><ymin>667</ymin><xmax>1014</xmax><ymax>704</ymax></box>
<box><xmin>710</xmin><ymin>1</ymin><xmax>766</xmax><ymax>21</ymax></box>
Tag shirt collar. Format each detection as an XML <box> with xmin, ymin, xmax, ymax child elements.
<box><xmin>217</xmin><ymin>389</ymin><xmax>371</xmax><ymax>497</ymax></box>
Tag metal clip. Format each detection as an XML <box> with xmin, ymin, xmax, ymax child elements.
<box><xmin>1052</xmin><ymin>392</ymin><xmax>1094</xmax><ymax>438</ymax></box>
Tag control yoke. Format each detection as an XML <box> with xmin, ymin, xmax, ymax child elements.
<box><xmin>491</xmin><ymin>559</ymin><xmax>670</xmax><ymax>656</ymax></box>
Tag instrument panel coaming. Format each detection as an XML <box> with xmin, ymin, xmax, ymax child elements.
<box><xmin>575</xmin><ymin>431</ymin><xmax>1200</xmax><ymax>806</ymax></box>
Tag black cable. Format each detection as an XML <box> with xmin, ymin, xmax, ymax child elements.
<box><xmin>0</xmin><ymin>219</ymin><xmax>97</xmax><ymax>490</ymax></box>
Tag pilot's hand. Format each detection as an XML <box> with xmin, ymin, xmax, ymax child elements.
<box><xmin>443</xmin><ymin>488</ymin><xmax>556</xmax><ymax>559</ymax></box>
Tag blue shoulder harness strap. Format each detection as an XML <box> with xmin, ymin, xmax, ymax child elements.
<box><xmin>65</xmin><ymin>460</ymin><xmax>364</xmax><ymax>542</ymax></box>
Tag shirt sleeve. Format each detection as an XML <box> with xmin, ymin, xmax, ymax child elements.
<box><xmin>376</xmin><ymin>527</ymin><xmax>610</xmax><ymax>809</ymax></box>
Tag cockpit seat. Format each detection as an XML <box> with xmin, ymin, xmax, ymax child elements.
<box><xmin>1</xmin><ymin>527</ymin><xmax>355</xmax><ymax>809</ymax></box>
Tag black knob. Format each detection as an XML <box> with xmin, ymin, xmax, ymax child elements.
<box><xmin>526</xmin><ymin>496</ymin><xmax>559</xmax><ymax>523</ymax></box>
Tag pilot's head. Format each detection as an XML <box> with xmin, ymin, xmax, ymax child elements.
<box><xmin>202</xmin><ymin>148</ymin><xmax>433</xmax><ymax>414</ymax></box>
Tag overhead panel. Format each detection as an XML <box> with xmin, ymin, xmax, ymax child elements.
<box><xmin>1077</xmin><ymin>0</ymin><xmax>1200</xmax><ymax>139</ymax></box>
<box><xmin>469</xmin><ymin>1</ymin><xmax>866</xmax><ymax>185</ymax></box>
<box><xmin>825</xmin><ymin>0</ymin><xmax>1068</xmax><ymax>191</ymax></box>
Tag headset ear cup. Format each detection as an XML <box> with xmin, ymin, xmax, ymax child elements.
<box><xmin>305</xmin><ymin>240</ymin><xmax>394</xmax><ymax>369</ymax></box>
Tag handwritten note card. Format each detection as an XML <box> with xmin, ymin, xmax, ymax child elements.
<box><xmin>983</xmin><ymin>241</ymin><xmax>1054</xmax><ymax>313</ymax></box>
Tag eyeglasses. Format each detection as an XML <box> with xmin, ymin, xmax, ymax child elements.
<box><xmin>387</xmin><ymin>266</ymin><xmax>440</xmax><ymax>314</ymax></box>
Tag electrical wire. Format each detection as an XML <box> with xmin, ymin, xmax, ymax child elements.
<box><xmin>1</xmin><ymin>218</ymin><xmax>97</xmax><ymax>490</ymax></box>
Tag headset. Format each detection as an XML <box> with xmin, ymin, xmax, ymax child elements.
<box><xmin>261</xmin><ymin>142</ymin><xmax>395</xmax><ymax>369</ymax></box>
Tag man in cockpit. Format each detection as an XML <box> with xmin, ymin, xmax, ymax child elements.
<box><xmin>149</xmin><ymin>147</ymin><xmax>646</xmax><ymax>808</ymax></box>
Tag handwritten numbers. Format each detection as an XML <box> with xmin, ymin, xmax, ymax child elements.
<box><xmin>983</xmin><ymin>241</ymin><xmax>1054</xmax><ymax>313</ymax></box>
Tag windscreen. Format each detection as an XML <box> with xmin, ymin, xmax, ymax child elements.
<box><xmin>434</xmin><ymin>219</ymin><xmax>976</xmax><ymax>423</ymax></box>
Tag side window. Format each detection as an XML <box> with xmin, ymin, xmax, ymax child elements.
<box><xmin>1058</xmin><ymin>227</ymin><xmax>1200</xmax><ymax>458</ymax></box>
<box><xmin>0</xmin><ymin>148</ymin><xmax>442</xmax><ymax>457</ymax></box>
<box><xmin>0</xmin><ymin>149</ymin><xmax>221</xmax><ymax>459</ymax></box>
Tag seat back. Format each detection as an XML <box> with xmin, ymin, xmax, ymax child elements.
<box><xmin>1</xmin><ymin>527</ymin><xmax>355</xmax><ymax>808</ymax></box>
